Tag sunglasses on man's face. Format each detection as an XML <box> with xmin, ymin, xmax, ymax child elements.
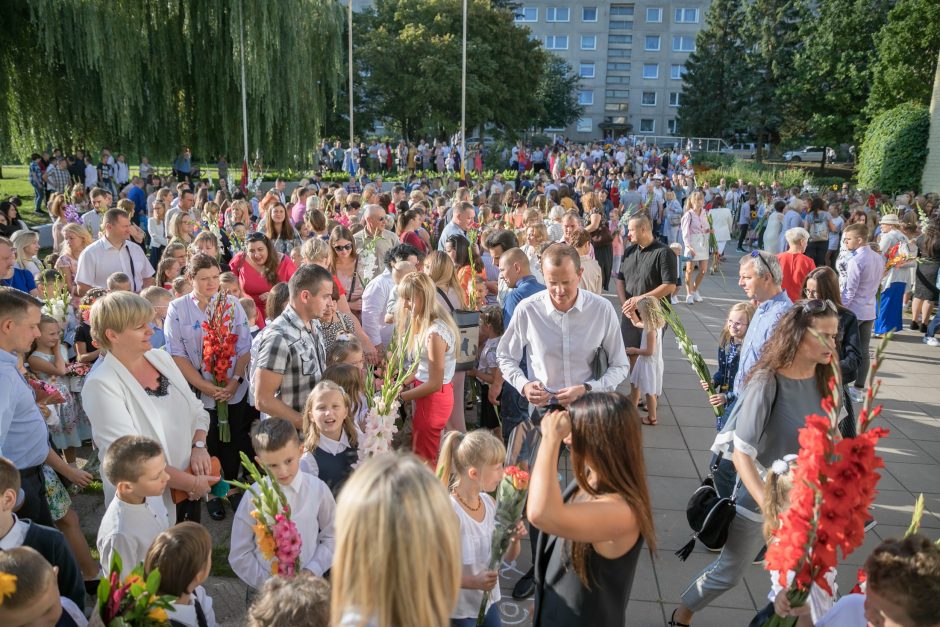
<box><xmin>333</xmin><ymin>244</ymin><xmax>353</xmax><ymax>252</ymax></box>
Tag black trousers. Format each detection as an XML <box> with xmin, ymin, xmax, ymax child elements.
<box><xmin>737</xmin><ymin>226</ymin><xmax>749</xmax><ymax>250</ymax></box>
<box><xmin>207</xmin><ymin>398</ymin><xmax>259</xmax><ymax>484</ymax></box>
<box><xmin>176</xmin><ymin>499</ymin><xmax>202</xmax><ymax>524</ymax></box>
<box><xmin>594</xmin><ymin>245</ymin><xmax>613</xmax><ymax>292</ymax></box>
<box><xmin>18</xmin><ymin>465</ymin><xmax>53</xmax><ymax>526</ymax></box>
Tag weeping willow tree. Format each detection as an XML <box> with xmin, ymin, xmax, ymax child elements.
<box><xmin>0</xmin><ymin>0</ymin><xmax>343</xmax><ymax>166</ymax></box>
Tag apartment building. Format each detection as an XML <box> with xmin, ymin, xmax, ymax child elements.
<box><xmin>513</xmin><ymin>1</ymin><xmax>711</xmax><ymax>140</ymax></box>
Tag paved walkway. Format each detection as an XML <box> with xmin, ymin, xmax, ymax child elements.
<box><xmin>80</xmin><ymin>252</ymin><xmax>940</xmax><ymax>626</ymax></box>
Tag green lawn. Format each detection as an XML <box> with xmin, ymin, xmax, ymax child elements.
<box><xmin>0</xmin><ymin>165</ymin><xmax>47</xmax><ymax>227</ymax></box>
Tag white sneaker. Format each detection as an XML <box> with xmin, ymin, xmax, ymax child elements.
<box><xmin>926</xmin><ymin>337</ymin><xmax>940</xmax><ymax>347</ymax></box>
<box><xmin>670</xmin><ymin>296</ymin><xmax>679</xmax><ymax>305</ymax></box>
<box><xmin>848</xmin><ymin>387</ymin><xmax>865</xmax><ymax>403</ymax></box>
<box><xmin>693</xmin><ymin>291</ymin><xmax>703</xmax><ymax>303</ymax></box>
<box><xmin>685</xmin><ymin>294</ymin><xmax>695</xmax><ymax>305</ymax></box>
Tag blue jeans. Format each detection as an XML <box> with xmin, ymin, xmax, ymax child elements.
<box><xmin>31</xmin><ymin>185</ymin><xmax>44</xmax><ymax>213</ymax></box>
<box><xmin>709</xmin><ymin>453</ymin><xmax>738</xmax><ymax>500</ymax></box>
<box><xmin>452</xmin><ymin>603</ymin><xmax>501</xmax><ymax>627</ymax></box>
<box><xmin>926</xmin><ymin>314</ymin><xmax>940</xmax><ymax>339</ymax></box>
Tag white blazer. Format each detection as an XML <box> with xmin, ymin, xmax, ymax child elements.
<box><xmin>82</xmin><ymin>349</ymin><xmax>210</xmax><ymax>521</ymax></box>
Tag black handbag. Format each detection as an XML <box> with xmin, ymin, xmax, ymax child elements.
<box><xmin>675</xmin><ymin>453</ymin><xmax>737</xmax><ymax>561</ymax></box>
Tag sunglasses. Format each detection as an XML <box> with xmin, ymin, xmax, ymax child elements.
<box><xmin>246</xmin><ymin>232</ymin><xmax>267</xmax><ymax>243</ymax></box>
<box><xmin>801</xmin><ymin>298</ymin><xmax>837</xmax><ymax>314</ymax></box>
<box><xmin>749</xmin><ymin>250</ymin><xmax>772</xmax><ymax>276</ymax></box>
<box><xmin>333</xmin><ymin>244</ymin><xmax>353</xmax><ymax>252</ymax></box>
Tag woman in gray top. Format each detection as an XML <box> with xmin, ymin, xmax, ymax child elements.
<box><xmin>670</xmin><ymin>300</ymin><xmax>840</xmax><ymax>627</ymax></box>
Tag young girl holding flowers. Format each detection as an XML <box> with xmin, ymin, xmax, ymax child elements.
<box><xmin>437</xmin><ymin>430</ymin><xmax>524</xmax><ymax>627</ymax></box>
<box><xmin>626</xmin><ymin>297</ymin><xmax>666</xmax><ymax>425</ymax></box>
<box><xmin>702</xmin><ymin>301</ymin><xmax>755</xmax><ymax>430</ymax></box>
<box><xmin>300</xmin><ymin>381</ymin><xmax>360</xmax><ymax>496</ymax></box>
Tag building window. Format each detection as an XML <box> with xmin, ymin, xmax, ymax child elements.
<box><xmin>544</xmin><ymin>35</ymin><xmax>569</xmax><ymax>50</ymax></box>
<box><xmin>670</xmin><ymin>64</ymin><xmax>686</xmax><ymax>80</ymax></box>
<box><xmin>606</xmin><ymin>89</ymin><xmax>630</xmax><ymax>98</ymax></box>
<box><xmin>608</xmin><ymin>62</ymin><xmax>631</xmax><ymax>72</ymax></box>
<box><xmin>608</xmin><ymin>34</ymin><xmax>632</xmax><ymax>44</ymax></box>
<box><xmin>578</xmin><ymin>90</ymin><xmax>594</xmax><ymax>106</ymax></box>
<box><xmin>579</xmin><ymin>63</ymin><xmax>596</xmax><ymax>79</ymax></box>
<box><xmin>582</xmin><ymin>7</ymin><xmax>598</xmax><ymax>22</ymax></box>
<box><xmin>581</xmin><ymin>35</ymin><xmax>597</xmax><ymax>50</ymax></box>
<box><xmin>608</xmin><ymin>48</ymin><xmax>631</xmax><ymax>58</ymax></box>
<box><xmin>606</xmin><ymin>75</ymin><xmax>629</xmax><ymax>84</ymax></box>
<box><xmin>669</xmin><ymin>92</ymin><xmax>681</xmax><ymax>106</ymax></box>
<box><xmin>645</xmin><ymin>35</ymin><xmax>661</xmax><ymax>51</ymax></box>
<box><xmin>641</xmin><ymin>92</ymin><xmax>657</xmax><ymax>106</ymax></box>
<box><xmin>672</xmin><ymin>35</ymin><xmax>695</xmax><ymax>52</ymax></box>
<box><xmin>546</xmin><ymin>7</ymin><xmax>570</xmax><ymax>22</ymax></box>
<box><xmin>643</xmin><ymin>63</ymin><xmax>659</xmax><ymax>79</ymax></box>
<box><xmin>674</xmin><ymin>8</ymin><xmax>699</xmax><ymax>23</ymax></box>
<box><xmin>610</xmin><ymin>5</ymin><xmax>634</xmax><ymax>16</ymax></box>
<box><xmin>668</xmin><ymin>119</ymin><xmax>678</xmax><ymax>134</ymax></box>
<box><xmin>605</xmin><ymin>102</ymin><xmax>629</xmax><ymax>112</ymax></box>
<box><xmin>577</xmin><ymin>118</ymin><xmax>593</xmax><ymax>133</ymax></box>
<box><xmin>640</xmin><ymin>119</ymin><xmax>655</xmax><ymax>133</ymax></box>
<box><xmin>514</xmin><ymin>7</ymin><xmax>537</xmax><ymax>22</ymax></box>
<box><xmin>609</xmin><ymin>21</ymin><xmax>633</xmax><ymax>29</ymax></box>
<box><xmin>646</xmin><ymin>7</ymin><xmax>663</xmax><ymax>23</ymax></box>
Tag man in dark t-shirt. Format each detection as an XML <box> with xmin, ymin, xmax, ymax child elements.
<box><xmin>615</xmin><ymin>215</ymin><xmax>677</xmax><ymax>359</ymax></box>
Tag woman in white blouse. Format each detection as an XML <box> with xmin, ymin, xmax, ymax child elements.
<box><xmin>82</xmin><ymin>291</ymin><xmax>214</xmax><ymax>524</ymax></box>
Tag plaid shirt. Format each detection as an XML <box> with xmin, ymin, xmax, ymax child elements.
<box><xmin>46</xmin><ymin>166</ymin><xmax>71</xmax><ymax>193</ymax></box>
<box><xmin>255</xmin><ymin>304</ymin><xmax>326</xmax><ymax>416</ymax></box>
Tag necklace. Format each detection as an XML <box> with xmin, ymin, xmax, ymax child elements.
<box><xmin>452</xmin><ymin>489</ymin><xmax>482</xmax><ymax>512</ymax></box>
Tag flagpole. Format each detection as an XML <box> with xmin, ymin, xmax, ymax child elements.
<box><xmin>239</xmin><ymin>0</ymin><xmax>249</xmax><ymax>190</ymax></box>
<box><xmin>460</xmin><ymin>0</ymin><xmax>467</xmax><ymax>179</ymax></box>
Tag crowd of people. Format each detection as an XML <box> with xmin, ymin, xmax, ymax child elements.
<box><xmin>1</xmin><ymin>137</ymin><xmax>939</xmax><ymax>627</ymax></box>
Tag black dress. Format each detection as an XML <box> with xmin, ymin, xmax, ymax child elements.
<box><xmin>534</xmin><ymin>483</ymin><xmax>643</xmax><ymax>627</ymax></box>
<box><xmin>914</xmin><ymin>235</ymin><xmax>940</xmax><ymax>302</ymax></box>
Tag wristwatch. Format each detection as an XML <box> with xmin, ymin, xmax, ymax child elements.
<box><xmin>583</xmin><ymin>383</ymin><xmax>593</xmax><ymax>393</ymax></box>
<box><xmin>192</xmin><ymin>441</ymin><xmax>206</xmax><ymax>449</ymax></box>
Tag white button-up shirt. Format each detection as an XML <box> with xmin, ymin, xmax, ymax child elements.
<box><xmin>75</xmin><ymin>236</ymin><xmax>155</xmax><ymax>291</ymax></box>
<box><xmin>497</xmin><ymin>289</ymin><xmax>630</xmax><ymax>395</ymax></box>
<box><xmin>360</xmin><ymin>268</ymin><xmax>395</xmax><ymax>347</ymax></box>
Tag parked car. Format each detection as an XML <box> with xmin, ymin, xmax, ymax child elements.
<box><xmin>783</xmin><ymin>146</ymin><xmax>826</xmax><ymax>162</ymax></box>
<box><xmin>720</xmin><ymin>143</ymin><xmax>769</xmax><ymax>159</ymax></box>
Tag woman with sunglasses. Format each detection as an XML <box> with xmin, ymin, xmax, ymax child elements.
<box><xmin>672</xmin><ymin>301</ymin><xmax>840</xmax><ymax>627</ymax></box>
<box><xmin>329</xmin><ymin>226</ymin><xmax>364</xmax><ymax>321</ymax></box>
<box><xmin>229</xmin><ymin>232</ymin><xmax>296</xmax><ymax>329</ymax></box>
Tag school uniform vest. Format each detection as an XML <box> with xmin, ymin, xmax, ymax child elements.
<box><xmin>313</xmin><ymin>446</ymin><xmax>358</xmax><ymax>495</ymax></box>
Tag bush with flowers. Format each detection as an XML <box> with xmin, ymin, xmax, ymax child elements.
<box><xmin>761</xmin><ymin>336</ymin><xmax>892</xmax><ymax>626</ymax></box>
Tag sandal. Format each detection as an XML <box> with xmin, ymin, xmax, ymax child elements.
<box><xmin>668</xmin><ymin>608</ymin><xmax>691</xmax><ymax>627</ymax></box>
<box><xmin>642</xmin><ymin>415</ymin><xmax>658</xmax><ymax>426</ymax></box>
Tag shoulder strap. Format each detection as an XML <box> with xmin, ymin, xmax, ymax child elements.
<box><xmin>436</xmin><ymin>286</ymin><xmax>456</xmax><ymax>312</ymax></box>
<box><xmin>194</xmin><ymin>598</ymin><xmax>209</xmax><ymax>627</ymax></box>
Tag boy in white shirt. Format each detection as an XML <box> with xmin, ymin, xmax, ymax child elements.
<box><xmin>97</xmin><ymin>435</ymin><xmax>171</xmax><ymax>578</ymax></box>
<box><xmin>229</xmin><ymin>418</ymin><xmax>336</xmax><ymax>590</ymax></box>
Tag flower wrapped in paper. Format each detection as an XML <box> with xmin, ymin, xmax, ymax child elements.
<box><xmin>89</xmin><ymin>551</ymin><xmax>176</xmax><ymax>626</ymax></box>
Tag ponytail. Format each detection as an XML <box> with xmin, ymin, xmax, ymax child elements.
<box><xmin>435</xmin><ymin>430</ymin><xmax>505</xmax><ymax>491</ymax></box>
<box><xmin>436</xmin><ymin>431</ymin><xmax>464</xmax><ymax>490</ymax></box>
<box><xmin>762</xmin><ymin>457</ymin><xmax>796</xmax><ymax>540</ymax></box>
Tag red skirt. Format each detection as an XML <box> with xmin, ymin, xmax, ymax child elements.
<box><xmin>412</xmin><ymin>381</ymin><xmax>454</xmax><ymax>463</ymax></box>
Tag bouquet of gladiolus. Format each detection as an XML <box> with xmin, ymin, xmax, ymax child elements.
<box><xmin>89</xmin><ymin>551</ymin><xmax>176</xmax><ymax>626</ymax></box>
<box><xmin>229</xmin><ymin>452</ymin><xmax>303</xmax><ymax>578</ymax></box>
<box><xmin>661</xmin><ymin>301</ymin><xmax>721</xmax><ymax>417</ymax></box>
<box><xmin>476</xmin><ymin>466</ymin><xmax>530</xmax><ymax>626</ymax></box>
<box><xmin>359</xmin><ymin>327</ymin><xmax>419</xmax><ymax>461</ymax></box>
<box><xmin>882</xmin><ymin>242</ymin><xmax>914</xmax><ymax>278</ymax></box>
<box><xmin>201</xmin><ymin>294</ymin><xmax>239</xmax><ymax>442</ymax></box>
<box><xmin>41</xmin><ymin>277</ymin><xmax>70</xmax><ymax>324</ymax></box>
<box><xmin>760</xmin><ymin>336</ymin><xmax>892</xmax><ymax>626</ymax></box>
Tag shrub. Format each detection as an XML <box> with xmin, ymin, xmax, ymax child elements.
<box><xmin>694</xmin><ymin>160</ymin><xmax>814</xmax><ymax>190</ymax></box>
<box><xmin>857</xmin><ymin>101</ymin><xmax>930</xmax><ymax>193</ymax></box>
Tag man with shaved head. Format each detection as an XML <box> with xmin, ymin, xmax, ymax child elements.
<box><xmin>354</xmin><ymin>203</ymin><xmax>399</xmax><ymax>282</ymax></box>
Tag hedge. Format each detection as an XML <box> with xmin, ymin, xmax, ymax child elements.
<box><xmin>857</xmin><ymin>101</ymin><xmax>930</xmax><ymax>193</ymax></box>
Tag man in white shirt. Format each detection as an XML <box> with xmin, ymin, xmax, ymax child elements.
<box><xmin>353</xmin><ymin>205</ymin><xmax>401</xmax><ymax>282</ymax></box>
<box><xmin>75</xmin><ymin>209</ymin><xmax>155</xmax><ymax>294</ymax></box>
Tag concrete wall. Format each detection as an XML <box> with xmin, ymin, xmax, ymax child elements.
<box><xmin>922</xmin><ymin>51</ymin><xmax>940</xmax><ymax>193</ymax></box>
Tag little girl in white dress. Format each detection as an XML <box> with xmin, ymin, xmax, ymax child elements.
<box><xmin>627</xmin><ymin>296</ymin><xmax>665</xmax><ymax>425</ymax></box>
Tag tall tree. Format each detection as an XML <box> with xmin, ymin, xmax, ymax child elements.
<box><xmin>532</xmin><ymin>56</ymin><xmax>583</xmax><ymax>132</ymax></box>
<box><xmin>358</xmin><ymin>0</ymin><xmax>546</xmax><ymax>140</ymax></box>
<box><xmin>865</xmin><ymin>0</ymin><xmax>940</xmax><ymax>120</ymax></box>
<box><xmin>0</xmin><ymin>0</ymin><xmax>343</xmax><ymax>166</ymax></box>
<box><xmin>738</xmin><ymin>0</ymin><xmax>809</xmax><ymax>161</ymax></box>
<box><xmin>784</xmin><ymin>0</ymin><xmax>892</xmax><ymax>162</ymax></box>
<box><xmin>676</xmin><ymin>0</ymin><xmax>747</xmax><ymax>138</ymax></box>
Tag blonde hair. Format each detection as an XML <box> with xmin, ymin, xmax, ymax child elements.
<box><xmin>719</xmin><ymin>301</ymin><xmax>756</xmax><ymax>348</ymax></box>
<box><xmin>635</xmin><ymin>296</ymin><xmax>665</xmax><ymax>331</ymax></box>
<box><xmin>61</xmin><ymin>223</ymin><xmax>93</xmax><ymax>258</ymax></box>
<box><xmin>763</xmin><ymin>461</ymin><xmax>795</xmax><ymax>540</ymax></box>
<box><xmin>436</xmin><ymin>430</ymin><xmax>505</xmax><ymax>490</ymax></box>
<box><xmin>10</xmin><ymin>230</ymin><xmax>38</xmax><ymax>268</ymax></box>
<box><xmin>140</xmin><ymin>286</ymin><xmax>172</xmax><ymax>304</ymax></box>
<box><xmin>425</xmin><ymin>250</ymin><xmax>465</xmax><ymax>309</ymax></box>
<box><xmin>302</xmin><ymin>237</ymin><xmax>330</xmax><ymax>265</ymax></box>
<box><xmin>331</xmin><ymin>454</ymin><xmax>460</xmax><ymax>627</ymax></box>
<box><xmin>90</xmin><ymin>291</ymin><xmax>155</xmax><ymax>351</ymax></box>
<box><xmin>395</xmin><ymin>272</ymin><xmax>459</xmax><ymax>359</ymax></box>
<box><xmin>687</xmin><ymin>191</ymin><xmax>705</xmax><ymax>211</ymax></box>
<box><xmin>302</xmin><ymin>380</ymin><xmax>358</xmax><ymax>452</ymax></box>
<box><xmin>526</xmin><ymin>222</ymin><xmax>548</xmax><ymax>247</ymax></box>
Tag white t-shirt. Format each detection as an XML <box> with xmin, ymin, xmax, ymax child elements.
<box><xmin>450</xmin><ymin>493</ymin><xmax>500</xmax><ymax>619</ymax></box>
<box><xmin>814</xmin><ymin>593</ymin><xmax>865</xmax><ymax>627</ymax></box>
<box><xmin>415</xmin><ymin>319</ymin><xmax>456</xmax><ymax>385</ymax></box>
<box><xmin>97</xmin><ymin>497</ymin><xmax>171</xmax><ymax>577</ymax></box>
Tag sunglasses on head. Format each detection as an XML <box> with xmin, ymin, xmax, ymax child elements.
<box><xmin>801</xmin><ymin>299</ymin><xmax>837</xmax><ymax>315</ymax></box>
<box><xmin>246</xmin><ymin>232</ymin><xmax>267</xmax><ymax>243</ymax></box>
<box><xmin>333</xmin><ymin>244</ymin><xmax>353</xmax><ymax>251</ymax></box>
<box><xmin>749</xmin><ymin>250</ymin><xmax>773</xmax><ymax>275</ymax></box>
